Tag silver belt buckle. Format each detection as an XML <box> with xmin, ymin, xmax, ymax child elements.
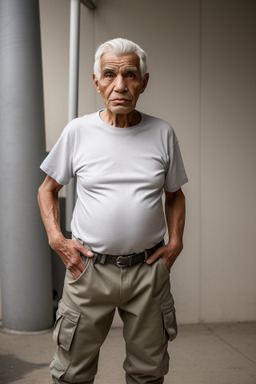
<box><xmin>116</xmin><ymin>256</ymin><xmax>128</xmax><ymax>268</ymax></box>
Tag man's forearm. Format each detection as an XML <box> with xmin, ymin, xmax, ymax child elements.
<box><xmin>37</xmin><ymin>177</ymin><xmax>64</xmax><ymax>247</ymax></box>
<box><xmin>146</xmin><ymin>188</ymin><xmax>186</xmax><ymax>271</ymax></box>
<box><xmin>165</xmin><ymin>188</ymin><xmax>186</xmax><ymax>247</ymax></box>
<box><xmin>38</xmin><ymin>175</ymin><xmax>94</xmax><ymax>279</ymax></box>
<box><xmin>163</xmin><ymin>188</ymin><xmax>186</xmax><ymax>268</ymax></box>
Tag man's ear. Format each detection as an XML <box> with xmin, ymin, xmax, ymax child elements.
<box><xmin>93</xmin><ymin>74</ymin><xmax>101</xmax><ymax>94</ymax></box>
<box><xmin>140</xmin><ymin>73</ymin><xmax>149</xmax><ymax>94</ymax></box>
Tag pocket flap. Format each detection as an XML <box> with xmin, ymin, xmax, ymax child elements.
<box><xmin>161</xmin><ymin>297</ymin><xmax>178</xmax><ymax>342</ymax></box>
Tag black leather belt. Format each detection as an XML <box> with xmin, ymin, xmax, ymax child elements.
<box><xmin>93</xmin><ymin>241</ymin><xmax>164</xmax><ymax>268</ymax></box>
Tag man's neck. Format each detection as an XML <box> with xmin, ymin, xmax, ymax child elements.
<box><xmin>99</xmin><ymin>109</ymin><xmax>141</xmax><ymax>128</ymax></box>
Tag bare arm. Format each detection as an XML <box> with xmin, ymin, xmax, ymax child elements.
<box><xmin>38</xmin><ymin>175</ymin><xmax>94</xmax><ymax>279</ymax></box>
<box><xmin>146</xmin><ymin>188</ymin><xmax>186</xmax><ymax>271</ymax></box>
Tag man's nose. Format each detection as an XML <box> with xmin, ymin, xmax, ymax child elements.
<box><xmin>114</xmin><ymin>75</ymin><xmax>127</xmax><ymax>92</ymax></box>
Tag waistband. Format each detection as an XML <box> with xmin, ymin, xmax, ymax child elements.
<box><xmin>92</xmin><ymin>241</ymin><xmax>164</xmax><ymax>268</ymax></box>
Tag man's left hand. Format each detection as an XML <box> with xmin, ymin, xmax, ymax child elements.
<box><xmin>146</xmin><ymin>239</ymin><xmax>183</xmax><ymax>272</ymax></box>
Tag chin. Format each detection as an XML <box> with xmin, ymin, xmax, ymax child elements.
<box><xmin>110</xmin><ymin>105</ymin><xmax>134</xmax><ymax>115</ymax></box>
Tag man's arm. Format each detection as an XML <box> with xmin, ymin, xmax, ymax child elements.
<box><xmin>38</xmin><ymin>175</ymin><xmax>94</xmax><ymax>279</ymax></box>
<box><xmin>146</xmin><ymin>188</ymin><xmax>186</xmax><ymax>272</ymax></box>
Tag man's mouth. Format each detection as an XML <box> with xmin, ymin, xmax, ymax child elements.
<box><xmin>111</xmin><ymin>98</ymin><xmax>130</xmax><ymax>104</ymax></box>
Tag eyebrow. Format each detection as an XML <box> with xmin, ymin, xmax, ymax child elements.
<box><xmin>124</xmin><ymin>67</ymin><xmax>139</xmax><ymax>73</ymax></box>
<box><xmin>102</xmin><ymin>66</ymin><xmax>139</xmax><ymax>74</ymax></box>
<box><xmin>102</xmin><ymin>67</ymin><xmax>116</xmax><ymax>74</ymax></box>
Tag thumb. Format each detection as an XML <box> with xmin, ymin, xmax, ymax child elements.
<box><xmin>81</xmin><ymin>246</ymin><xmax>94</xmax><ymax>258</ymax></box>
<box><xmin>146</xmin><ymin>247</ymin><xmax>164</xmax><ymax>265</ymax></box>
<box><xmin>76</xmin><ymin>241</ymin><xmax>94</xmax><ymax>257</ymax></box>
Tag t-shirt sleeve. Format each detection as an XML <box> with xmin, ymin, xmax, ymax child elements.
<box><xmin>164</xmin><ymin>133</ymin><xmax>188</xmax><ymax>192</ymax></box>
<box><xmin>40</xmin><ymin>123</ymin><xmax>74</xmax><ymax>185</ymax></box>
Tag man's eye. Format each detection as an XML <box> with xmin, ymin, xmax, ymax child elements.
<box><xmin>127</xmin><ymin>73</ymin><xmax>136</xmax><ymax>79</ymax></box>
<box><xmin>105</xmin><ymin>73</ymin><xmax>114</xmax><ymax>78</ymax></box>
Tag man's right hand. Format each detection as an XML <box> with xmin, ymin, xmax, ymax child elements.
<box><xmin>50</xmin><ymin>237</ymin><xmax>94</xmax><ymax>280</ymax></box>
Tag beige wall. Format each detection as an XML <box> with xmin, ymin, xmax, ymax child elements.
<box><xmin>200</xmin><ymin>0</ymin><xmax>256</xmax><ymax>321</ymax></box>
<box><xmin>39</xmin><ymin>0</ymin><xmax>256</xmax><ymax>324</ymax></box>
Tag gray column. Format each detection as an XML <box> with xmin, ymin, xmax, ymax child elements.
<box><xmin>0</xmin><ymin>0</ymin><xmax>53</xmax><ymax>332</ymax></box>
<box><xmin>65</xmin><ymin>0</ymin><xmax>96</xmax><ymax>231</ymax></box>
<box><xmin>65</xmin><ymin>0</ymin><xmax>81</xmax><ymax>232</ymax></box>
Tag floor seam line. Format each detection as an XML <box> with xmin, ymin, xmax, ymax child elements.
<box><xmin>204</xmin><ymin>324</ymin><xmax>256</xmax><ymax>366</ymax></box>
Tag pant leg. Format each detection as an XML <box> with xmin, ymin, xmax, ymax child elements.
<box><xmin>118</xmin><ymin>258</ymin><xmax>178</xmax><ymax>384</ymax></box>
<box><xmin>50</xmin><ymin>257</ymin><xmax>119</xmax><ymax>383</ymax></box>
<box><xmin>52</xmin><ymin>377</ymin><xmax>94</xmax><ymax>384</ymax></box>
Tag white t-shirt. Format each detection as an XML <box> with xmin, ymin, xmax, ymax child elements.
<box><xmin>41</xmin><ymin>111</ymin><xmax>188</xmax><ymax>254</ymax></box>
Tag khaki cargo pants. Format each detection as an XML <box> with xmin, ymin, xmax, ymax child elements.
<box><xmin>50</xmin><ymin>253</ymin><xmax>178</xmax><ymax>384</ymax></box>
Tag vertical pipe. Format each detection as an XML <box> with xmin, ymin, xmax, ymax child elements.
<box><xmin>0</xmin><ymin>0</ymin><xmax>53</xmax><ymax>331</ymax></box>
<box><xmin>65</xmin><ymin>0</ymin><xmax>81</xmax><ymax>231</ymax></box>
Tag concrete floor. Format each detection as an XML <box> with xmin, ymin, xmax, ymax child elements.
<box><xmin>0</xmin><ymin>321</ymin><xmax>255</xmax><ymax>384</ymax></box>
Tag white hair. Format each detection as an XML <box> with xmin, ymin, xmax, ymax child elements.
<box><xmin>93</xmin><ymin>38</ymin><xmax>148</xmax><ymax>79</ymax></box>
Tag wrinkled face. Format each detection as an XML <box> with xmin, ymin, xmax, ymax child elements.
<box><xmin>93</xmin><ymin>52</ymin><xmax>149</xmax><ymax>115</ymax></box>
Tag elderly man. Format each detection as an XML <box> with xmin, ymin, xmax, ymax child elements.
<box><xmin>38</xmin><ymin>38</ymin><xmax>188</xmax><ymax>384</ymax></box>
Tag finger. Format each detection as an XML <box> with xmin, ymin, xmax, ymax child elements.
<box><xmin>146</xmin><ymin>247</ymin><xmax>165</xmax><ymax>265</ymax></box>
<box><xmin>71</xmin><ymin>267</ymin><xmax>83</xmax><ymax>280</ymax></box>
<box><xmin>81</xmin><ymin>246</ymin><xmax>94</xmax><ymax>257</ymax></box>
<box><xmin>69</xmin><ymin>258</ymin><xmax>85</xmax><ymax>279</ymax></box>
<box><xmin>74</xmin><ymin>241</ymin><xmax>94</xmax><ymax>257</ymax></box>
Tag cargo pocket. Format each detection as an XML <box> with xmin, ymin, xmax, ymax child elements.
<box><xmin>161</xmin><ymin>296</ymin><xmax>178</xmax><ymax>342</ymax></box>
<box><xmin>49</xmin><ymin>352</ymin><xmax>70</xmax><ymax>380</ymax></box>
<box><xmin>50</xmin><ymin>301</ymin><xmax>81</xmax><ymax>379</ymax></box>
<box><xmin>53</xmin><ymin>300</ymin><xmax>81</xmax><ymax>351</ymax></box>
